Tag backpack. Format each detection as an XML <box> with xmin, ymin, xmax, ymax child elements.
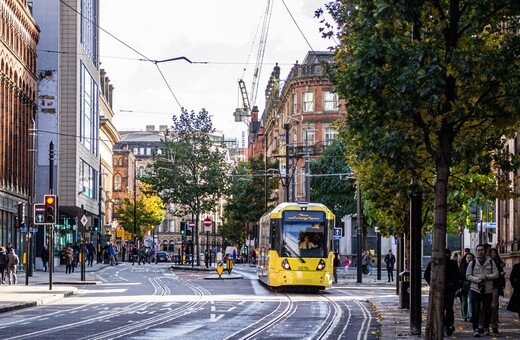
<box><xmin>10</xmin><ymin>254</ymin><xmax>19</xmax><ymax>265</ymax></box>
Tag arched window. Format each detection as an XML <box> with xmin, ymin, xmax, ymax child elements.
<box><xmin>113</xmin><ymin>174</ymin><xmax>122</xmax><ymax>191</ymax></box>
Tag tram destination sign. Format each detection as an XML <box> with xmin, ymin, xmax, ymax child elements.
<box><xmin>284</xmin><ymin>211</ymin><xmax>324</xmax><ymax>222</ymax></box>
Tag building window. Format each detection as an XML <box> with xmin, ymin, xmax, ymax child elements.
<box><xmin>79</xmin><ymin>160</ymin><xmax>97</xmax><ymax>198</ymax></box>
<box><xmin>292</xmin><ymin>93</ymin><xmax>298</xmax><ymax>114</ymax></box>
<box><xmin>80</xmin><ymin>63</ymin><xmax>98</xmax><ymax>154</ymax></box>
<box><xmin>323</xmin><ymin>91</ymin><xmax>338</xmax><ymax>111</ymax></box>
<box><xmin>302</xmin><ymin>91</ymin><xmax>314</xmax><ymax>112</ymax></box>
<box><xmin>146</xmin><ymin>147</ymin><xmax>151</xmax><ymax>155</ymax></box>
<box><xmin>80</xmin><ymin>0</ymin><xmax>98</xmax><ymax>65</ymax></box>
<box><xmin>113</xmin><ymin>174</ymin><xmax>122</xmax><ymax>191</ymax></box>
<box><xmin>303</xmin><ymin>129</ymin><xmax>316</xmax><ymax>147</ymax></box>
<box><xmin>133</xmin><ymin>148</ymin><xmax>138</xmax><ymax>155</ymax></box>
<box><xmin>324</xmin><ymin>127</ymin><xmax>338</xmax><ymax>145</ymax></box>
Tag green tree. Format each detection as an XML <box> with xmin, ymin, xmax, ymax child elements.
<box><xmin>319</xmin><ymin>1</ymin><xmax>520</xmax><ymax>338</ymax></box>
<box><xmin>142</xmin><ymin>108</ymin><xmax>229</xmax><ymax>265</ymax></box>
<box><xmin>221</xmin><ymin>154</ymin><xmax>279</xmax><ymax>247</ymax></box>
<box><xmin>309</xmin><ymin>139</ymin><xmax>356</xmax><ymax>220</ymax></box>
<box><xmin>116</xmin><ymin>194</ymin><xmax>164</xmax><ymax>240</ymax></box>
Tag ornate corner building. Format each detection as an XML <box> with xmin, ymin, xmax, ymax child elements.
<box><xmin>252</xmin><ymin>51</ymin><xmax>345</xmax><ymax>204</ymax></box>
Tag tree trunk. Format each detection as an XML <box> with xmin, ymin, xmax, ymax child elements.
<box><xmin>425</xmin><ymin>162</ymin><xmax>449</xmax><ymax>339</ymax></box>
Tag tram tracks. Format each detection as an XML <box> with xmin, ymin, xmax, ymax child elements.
<box><xmin>4</xmin><ymin>274</ymin><xmax>210</xmax><ymax>340</ymax></box>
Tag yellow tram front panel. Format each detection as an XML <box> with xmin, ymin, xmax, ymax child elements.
<box><xmin>265</xmin><ymin>250</ymin><xmax>334</xmax><ymax>288</ymax></box>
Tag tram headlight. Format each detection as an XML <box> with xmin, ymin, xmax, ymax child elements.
<box><xmin>316</xmin><ymin>259</ymin><xmax>326</xmax><ymax>271</ymax></box>
<box><xmin>281</xmin><ymin>259</ymin><xmax>291</xmax><ymax>270</ymax></box>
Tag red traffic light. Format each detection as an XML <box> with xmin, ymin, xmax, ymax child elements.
<box><xmin>45</xmin><ymin>196</ymin><xmax>55</xmax><ymax>205</ymax></box>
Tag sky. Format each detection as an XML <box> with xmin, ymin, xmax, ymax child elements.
<box><xmin>99</xmin><ymin>0</ymin><xmax>334</xmax><ymax>145</ymax></box>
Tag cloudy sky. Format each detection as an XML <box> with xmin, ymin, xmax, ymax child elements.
<box><xmin>99</xmin><ymin>0</ymin><xmax>334</xmax><ymax>144</ymax></box>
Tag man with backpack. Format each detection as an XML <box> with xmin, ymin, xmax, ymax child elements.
<box><xmin>466</xmin><ymin>244</ymin><xmax>499</xmax><ymax>337</ymax></box>
<box><xmin>7</xmin><ymin>248</ymin><xmax>19</xmax><ymax>285</ymax></box>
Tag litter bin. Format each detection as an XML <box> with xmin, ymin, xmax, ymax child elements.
<box><xmin>399</xmin><ymin>271</ymin><xmax>410</xmax><ymax>309</ymax></box>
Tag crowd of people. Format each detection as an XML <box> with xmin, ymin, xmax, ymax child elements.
<box><xmin>425</xmin><ymin>244</ymin><xmax>520</xmax><ymax>337</ymax></box>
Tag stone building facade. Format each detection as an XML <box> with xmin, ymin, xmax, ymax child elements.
<box><xmin>0</xmin><ymin>0</ymin><xmax>39</xmax><ymax>253</ymax></box>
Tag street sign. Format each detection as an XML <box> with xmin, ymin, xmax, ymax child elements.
<box><xmin>188</xmin><ymin>222</ymin><xmax>195</xmax><ymax>227</ymax></box>
<box><xmin>203</xmin><ymin>218</ymin><xmax>212</xmax><ymax>232</ymax></box>
<box><xmin>80</xmin><ymin>214</ymin><xmax>89</xmax><ymax>227</ymax></box>
<box><xmin>33</xmin><ymin>203</ymin><xmax>46</xmax><ymax>225</ymax></box>
<box><xmin>333</xmin><ymin>227</ymin><xmax>343</xmax><ymax>237</ymax></box>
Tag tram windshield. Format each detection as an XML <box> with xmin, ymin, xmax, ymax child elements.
<box><xmin>282</xmin><ymin>222</ymin><xmax>327</xmax><ymax>258</ymax></box>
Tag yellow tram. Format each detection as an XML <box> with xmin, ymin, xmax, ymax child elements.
<box><xmin>256</xmin><ymin>202</ymin><xmax>335</xmax><ymax>291</ymax></box>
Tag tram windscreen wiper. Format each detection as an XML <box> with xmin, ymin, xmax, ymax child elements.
<box><xmin>285</xmin><ymin>244</ymin><xmax>306</xmax><ymax>263</ymax></box>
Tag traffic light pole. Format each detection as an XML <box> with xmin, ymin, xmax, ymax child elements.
<box><xmin>48</xmin><ymin>141</ymin><xmax>55</xmax><ymax>290</ymax></box>
<box><xmin>80</xmin><ymin>205</ymin><xmax>86</xmax><ymax>282</ymax></box>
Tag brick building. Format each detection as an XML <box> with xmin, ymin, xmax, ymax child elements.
<box><xmin>0</xmin><ymin>0</ymin><xmax>39</xmax><ymax>253</ymax></box>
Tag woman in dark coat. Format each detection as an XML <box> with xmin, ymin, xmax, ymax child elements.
<box><xmin>507</xmin><ymin>262</ymin><xmax>520</xmax><ymax>317</ymax></box>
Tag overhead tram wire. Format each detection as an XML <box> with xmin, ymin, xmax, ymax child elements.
<box><xmin>280</xmin><ymin>0</ymin><xmax>331</xmax><ymax>60</ymax></box>
<box><xmin>59</xmin><ymin>0</ymin><xmax>183</xmax><ymax>109</ymax></box>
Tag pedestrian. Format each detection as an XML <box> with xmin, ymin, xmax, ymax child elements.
<box><xmin>87</xmin><ymin>242</ymin><xmax>95</xmax><ymax>266</ymax></box>
<box><xmin>424</xmin><ymin>248</ymin><xmax>461</xmax><ymax>336</ymax></box>
<box><xmin>366</xmin><ymin>251</ymin><xmax>373</xmax><ymax>275</ymax></box>
<box><xmin>121</xmin><ymin>245</ymin><xmax>127</xmax><ymax>262</ymax></box>
<box><xmin>138</xmin><ymin>245</ymin><xmax>146</xmax><ymax>265</ymax></box>
<box><xmin>384</xmin><ymin>250</ymin><xmax>396</xmax><ymax>282</ymax></box>
<box><xmin>0</xmin><ymin>246</ymin><xmax>8</xmax><ymax>284</ymax></box>
<box><xmin>333</xmin><ymin>252</ymin><xmax>341</xmax><ymax>284</ymax></box>
<box><xmin>65</xmin><ymin>246</ymin><xmax>74</xmax><ymax>274</ymax></box>
<box><xmin>506</xmin><ymin>262</ymin><xmax>520</xmax><ymax>317</ymax></box>
<box><xmin>131</xmin><ymin>245</ymin><xmax>138</xmax><ymax>265</ymax></box>
<box><xmin>108</xmin><ymin>243</ymin><xmax>116</xmax><ymax>265</ymax></box>
<box><xmin>232</xmin><ymin>249</ymin><xmax>237</xmax><ymax>264</ymax></box>
<box><xmin>361</xmin><ymin>251</ymin><xmax>368</xmax><ymax>275</ymax></box>
<box><xmin>489</xmin><ymin>248</ymin><xmax>506</xmax><ymax>335</ymax></box>
<box><xmin>7</xmin><ymin>248</ymin><xmax>19</xmax><ymax>284</ymax></box>
<box><xmin>452</xmin><ymin>252</ymin><xmax>460</xmax><ymax>266</ymax></box>
<box><xmin>41</xmin><ymin>245</ymin><xmax>49</xmax><ymax>272</ymax></box>
<box><xmin>460</xmin><ymin>252</ymin><xmax>475</xmax><ymax>322</ymax></box>
<box><xmin>466</xmin><ymin>244</ymin><xmax>499</xmax><ymax>337</ymax></box>
<box><xmin>344</xmin><ymin>256</ymin><xmax>351</xmax><ymax>275</ymax></box>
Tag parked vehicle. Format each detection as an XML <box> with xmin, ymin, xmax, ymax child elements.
<box><xmin>156</xmin><ymin>251</ymin><xmax>171</xmax><ymax>263</ymax></box>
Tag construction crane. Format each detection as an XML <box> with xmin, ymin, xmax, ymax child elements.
<box><xmin>234</xmin><ymin>0</ymin><xmax>273</xmax><ymax>123</ymax></box>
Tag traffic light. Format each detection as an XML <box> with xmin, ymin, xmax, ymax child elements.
<box><xmin>92</xmin><ymin>217</ymin><xmax>100</xmax><ymax>232</ymax></box>
<box><xmin>180</xmin><ymin>221</ymin><xmax>186</xmax><ymax>235</ymax></box>
<box><xmin>44</xmin><ymin>195</ymin><xmax>57</xmax><ymax>224</ymax></box>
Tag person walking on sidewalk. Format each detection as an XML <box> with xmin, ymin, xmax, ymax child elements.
<box><xmin>333</xmin><ymin>252</ymin><xmax>341</xmax><ymax>284</ymax></box>
<box><xmin>424</xmin><ymin>248</ymin><xmax>461</xmax><ymax>337</ymax></box>
<box><xmin>466</xmin><ymin>244</ymin><xmax>499</xmax><ymax>337</ymax></box>
<box><xmin>490</xmin><ymin>248</ymin><xmax>506</xmax><ymax>335</ymax></box>
<box><xmin>41</xmin><ymin>245</ymin><xmax>49</xmax><ymax>272</ymax></box>
<box><xmin>0</xmin><ymin>246</ymin><xmax>8</xmax><ymax>284</ymax></box>
<box><xmin>384</xmin><ymin>250</ymin><xmax>396</xmax><ymax>282</ymax></box>
<box><xmin>507</xmin><ymin>262</ymin><xmax>520</xmax><ymax>318</ymax></box>
<box><xmin>460</xmin><ymin>252</ymin><xmax>475</xmax><ymax>322</ymax></box>
<box><xmin>87</xmin><ymin>242</ymin><xmax>95</xmax><ymax>266</ymax></box>
<box><xmin>65</xmin><ymin>246</ymin><xmax>74</xmax><ymax>274</ymax></box>
<box><xmin>344</xmin><ymin>256</ymin><xmax>351</xmax><ymax>275</ymax></box>
<box><xmin>7</xmin><ymin>248</ymin><xmax>19</xmax><ymax>285</ymax></box>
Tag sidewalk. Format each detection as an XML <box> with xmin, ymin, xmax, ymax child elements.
<box><xmin>336</xmin><ymin>272</ymin><xmax>520</xmax><ymax>339</ymax></box>
<box><xmin>1</xmin><ymin>265</ymin><xmax>518</xmax><ymax>339</ymax></box>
